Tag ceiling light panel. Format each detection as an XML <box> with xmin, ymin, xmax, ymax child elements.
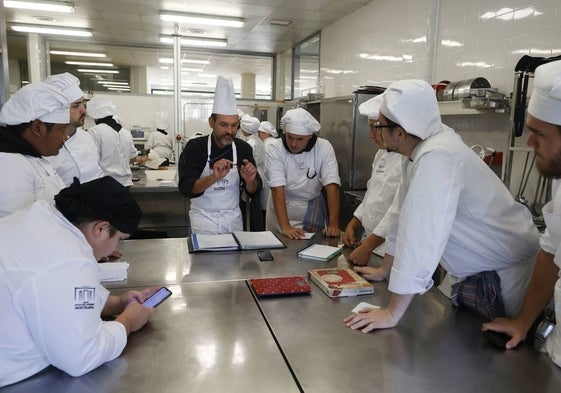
<box><xmin>50</xmin><ymin>50</ymin><xmax>106</xmax><ymax>58</ymax></box>
<box><xmin>65</xmin><ymin>61</ymin><xmax>114</xmax><ymax>67</ymax></box>
<box><xmin>4</xmin><ymin>0</ymin><xmax>74</xmax><ymax>13</ymax></box>
<box><xmin>11</xmin><ymin>24</ymin><xmax>92</xmax><ymax>37</ymax></box>
<box><xmin>160</xmin><ymin>11</ymin><xmax>244</xmax><ymax>28</ymax></box>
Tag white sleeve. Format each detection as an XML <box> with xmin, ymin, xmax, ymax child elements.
<box><xmin>371</xmin><ymin>156</ymin><xmax>404</xmax><ymax>239</ymax></box>
<box><xmin>318</xmin><ymin>140</ymin><xmax>341</xmax><ymax>186</ymax></box>
<box><xmin>16</xmin><ymin>259</ymin><xmax>127</xmax><ymax>377</ymax></box>
<box><xmin>146</xmin><ymin>133</ymin><xmax>154</xmax><ymax>149</ymax></box>
<box><xmin>353</xmin><ymin>202</ymin><xmax>365</xmax><ymax>222</ymax></box>
<box><xmin>379</xmin><ymin>183</ymin><xmax>403</xmax><ymax>256</ymax></box>
<box><xmin>125</xmin><ymin>131</ymin><xmax>138</xmax><ymax>159</ymax></box>
<box><xmin>0</xmin><ymin>156</ymin><xmax>39</xmax><ymax>217</ymax></box>
<box><xmin>388</xmin><ymin>151</ymin><xmax>461</xmax><ymax>295</ymax></box>
<box><xmin>266</xmin><ymin>140</ymin><xmax>287</xmax><ymax>188</ymax></box>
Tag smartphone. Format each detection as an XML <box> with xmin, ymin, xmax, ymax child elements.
<box><xmin>142</xmin><ymin>287</ymin><xmax>172</xmax><ymax>308</ymax></box>
<box><xmin>258</xmin><ymin>250</ymin><xmax>274</xmax><ymax>261</ymax></box>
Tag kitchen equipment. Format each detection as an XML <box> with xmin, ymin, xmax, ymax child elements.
<box><xmin>439</xmin><ymin>77</ymin><xmax>491</xmax><ymax>101</ymax></box>
<box><xmin>514</xmin><ymin>151</ymin><xmax>534</xmax><ymax>208</ymax></box>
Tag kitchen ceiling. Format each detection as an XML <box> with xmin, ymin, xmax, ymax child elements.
<box><xmin>5</xmin><ymin>0</ymin><xmax>372</xmax><ymax>92</ymax></box>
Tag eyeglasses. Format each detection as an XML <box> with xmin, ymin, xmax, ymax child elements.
<box><xmin>373</xmin><ymin>121</ymin><xmax>394</xmax><ymax>129</ymax></box>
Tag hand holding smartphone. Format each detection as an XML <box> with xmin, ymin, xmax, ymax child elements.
<box><xmin>142</xmin><ymin>287</ymin><xmax>172</xmax><ymax>307</ymax></box>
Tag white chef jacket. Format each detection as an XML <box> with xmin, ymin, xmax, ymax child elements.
<box><xmin>146</xmin><ymin>130</ymin><xmax>174</xmax><ymax>160</ymax></box>
<box><xmin>539</xmin><ymin>181</ymin><xmax>561</xmax><ymax>367</ymax></box>
<box><xmin>246</xmin><ymin>134</ymin><xmax>267</xmax><ymax>209</ymax></box>
<box><xmin>386</xmin><ymin>127</ymin><xmax>539</xmax><ymax>316</ymax></box>
<box><xmin>265</xmin><ymin>137</ymin><xmax>341</xmax><ymax>232</ymax></box>
<box><xmin>0</xmin><ymin>201</ymin><xmax>127</xmax><ymax>387</ymax></box>
<box><xmin>47</xmin><ymin>128</ymin><xmax>105</xmax><ymax>187</ymax></box>
<box><xmin>354</xmin><ymin>149</ymin><xmax>404</xmax><ymax>255</ymax></box>
<box><xmin>0</xmin><ymin>153</ymin><xmax>65</xmax><ymax>218</ymax></box>
<box><xmin>88</xmin><ymin>124</ymin><xmax>138</xmax><ymax>187</ymax></box>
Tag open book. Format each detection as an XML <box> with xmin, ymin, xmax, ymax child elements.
<box><xmin>189</xmin><ymin>231</ymin><xmax>285</xmax><ymax>252</ymax></box>
<box><xmin>297</xmin><ymin>244</ymin><xmax>342</xmax><ymax>262</ymax></box>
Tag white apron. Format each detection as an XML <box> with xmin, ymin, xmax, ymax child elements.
<box><xmin>543</xmin><ymin>200</ymin><xmax>561</xmax><ymax>366</ymax></box>
<box><xmin>189</xmin><ymin>137</ymin><xmax>243</xmax><ymax>234</ymax></box>
<box><xmin>30</xmin><ymin>157</ymin><xmax>65</xmax><ymax>202</ymax></box>
<box><xmin>266</xmin><ymin>146</ymin><xmax>324</xmax><ymax>233</ymax></box>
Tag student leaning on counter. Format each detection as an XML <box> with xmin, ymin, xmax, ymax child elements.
<box><xmin>0</xmin><ymin>176</ymin><xmax>159</xmax><ymax>388</ymax></box>
<box><xmin>344</xmin><ymin>79</ymin><xmax>540</xmax><ymax>332</ymax></box>
<box><xmin>0</xmin><ymin>76</ymin><xmax>71</xmax><ymax>218</ymax></box>
<box><xmin>177</xmin><ymin>76</ymin><xmax>261</xmax><ymax>234</ymax></box>
<box><xmin>483</xmin><ymin>60</ymin><xmax>561</xmax><ymax>365</ymax></box>
<box><xmin>343</xmin><ymin>94</ymin><xmax>405</xmax><ymax>266</ymax></box>
<box><xmin>266</xmin><ymin>108</ymin><xmax>341</xmax><ymax>239</ymax></box>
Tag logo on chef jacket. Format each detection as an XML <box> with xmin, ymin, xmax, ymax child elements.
<box><xmin>74</xmin><ymin>286</ymin><xmax>96</xmax><ymax>310</ymax></box>
<box><xmin>214</xmin><ymin>179</ymin><xmax>228</xmax><ymax>191</ymax></box>
<box><xmin>375</xmin><ymin>158</ymin><xmax>386</xmax><ymax>174</ymax></box>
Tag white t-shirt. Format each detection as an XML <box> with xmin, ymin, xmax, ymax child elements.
<box><xmin>0</xmin><ymin>201</ymin><xmax>127</xmax><ymax>387</ymax></box>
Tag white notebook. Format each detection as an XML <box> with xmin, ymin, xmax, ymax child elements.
<box><xmin>233</xmin><ymin>231</ymin><xmax>285</xmax><ymax>250</ymax></box>
<box><xmin>297</xmin><ymin>244</ymin><xmax>342</xmax><ymax>261</ymax></box>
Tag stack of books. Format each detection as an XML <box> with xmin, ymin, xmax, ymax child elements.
<box><xmin>308</xmin><ymin>268</ymin><xmax>374</xmax><ymax>298</ymax></box>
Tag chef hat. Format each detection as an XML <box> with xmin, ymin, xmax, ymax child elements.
<box><xmin>156</xmin><ymin>119</ymin><xmax>169</xmax><ymax>130</ymax></box>
<box><xmin>358</xmin><ymin>95</ymin><xmax>383</xmax><ymax>119</ymax></box>
<box><xmin>0</xmin><ymin>81</ymin><xmax>69</xmax><ymax>125</ymax></box>
<box><xmin>281</xmin><ymin>108</ymin><xmax>320</xmax><ymax>135</ymax></box>
<box><xmin>379</xmin><ymin>79</ymin><xmax>442</xmax><ymax>140</ymax></box>
<box><xmin>42</xmin><ymin>72</ymin><xmax>84</xmax><ymax>103</ymax></box>
<box><xmin>240</xmin><ymin>114</ymin><xmax>260</xmax><ymax>134</ymax></box>
<box><xmin>55</xmin><ymin>176</ymin><xmax>142</xmax><ymax>234</ymax></box>
<box><xmin>212</xmin><ymin>75</ymin><xmax>237</xmax><ymax>115</ymax></box>
<box><xmin>258</xmin><ymin>121</ymin><xmax>277</xmax><ymax>137</ymax></box>
<box><xmin>528</xmin><ymin>60</ymin><xmax>561</xmax><ymax>126</ymax></box>
<box><xmin>87</xmin><ymin>96</ymin><xmax>117</xmax><ymax>119</ymax></box>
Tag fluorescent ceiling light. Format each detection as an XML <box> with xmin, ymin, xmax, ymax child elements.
<box><xmin>97</xmin><ymin>81</ymin><xmax>129</xmax><ymax>85</ymax></box>
<box><xmin>181</xmin><ymin>68</ymin><xmax>204</xmax><ymax>72</ymax></box>
<box><xmin>159</xmin><ymin>58</ymin><xmax>210</xmax><ymax>65</ymax></box>
<box><xmin>160</xmin><ymin>11</ymin><xmax>244</xmax><ymax>27</ymax></box>
<box><xmin>77</xmin><ymin>69</ymin><xmax>118</xmax><ymax>74</ymax></box>
<box><xmin>11</xmin><ymin>24</ymin><xmax>92</xmax><ymax>37</ymax></box>
<box><xmin>4</xmin><ymin>0</ymin><xmax>74</xmax><ymax>13</ymax></box>
<box><xmin>65</xmin><ymin>61</ymin><xmax>113</xmax><ymax>67</ymax></box>
<box><xmin>269</xmin><ymin>19</ymin><xmax>292</xmax><ymax>26</ymax></box>
<box><xmin>160</xmin><ymin>35</ymin><xmax>227</xmax><ymax>48</ymax></box>
<box><xmin>107</xmin><ymin>87</ymin><xmax>130</xmax><ymax>91</ymax></box>
<box><xmin>50</xmin><ymin>50</ymin><xmax>105</xmax><ymax>58</ymax></box>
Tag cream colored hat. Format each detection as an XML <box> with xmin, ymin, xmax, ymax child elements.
<box><xmin>212</xmin><ymin>76</ymin><xmax>237</xmax><ymax>115</ymax></box>
<box><xmin>281</xmin><ymin>108</ymin><xmax>320</xmax><ymax>136</ymax></box>
<box><xmin>156</xmin><ymin>119</ymin><xmax>169</xmax><ymax>130</ymax></box>
<box><xmin>528</xmin><ymin>60</ymin><xmax>561</xmax><ymax>126</ymax></box>
<box><xmin>240</xmin><ymin>114</ymin><xmax>260</xmax><ymax>134</ymax></box>
<box><xmin>379</xmin><ymin>79</ymin><xmax>442</xmax><ymax>140</ymax></box>
<box><xmin>0</xmin><ymin>82</ymin><xmax>69</xmax><ymax>125</ymax></box>
<box><xmin>87</xmin><ymin>96</ymin><xmax>117</xmax><ymax>119</ymax></box>
<box><xmin>358</xmin><ymin>95</ymin><xmax>383</xmax><ymax>120</ymax></box>
<box><xmin>258</xmin><ymin>121</ymin><xmax>277</xmax><ymax>137</ymax></box>
<box><xmin>43</xmin><ymin>72</ymin><xmax>84</xmax><ymax>103</ymax></box>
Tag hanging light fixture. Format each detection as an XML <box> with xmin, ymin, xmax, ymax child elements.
<box><xmin>160</xmin><ymin>11</ymin><xmax>244</xmax><ymax>28</ymax></box>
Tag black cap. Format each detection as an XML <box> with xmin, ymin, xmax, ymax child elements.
<box><xmin>55</xmin><ymin>176</ymin><xmax>142</xmax><ymax>234</ymax></box>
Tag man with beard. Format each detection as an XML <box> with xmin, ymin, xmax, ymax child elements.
<box><xmin>45</xmin><ymin>73</ymin><xmax>104</xmax><ymax>186</ymax></box>
<box><xmin>483</xmin><ymin>61</ymin><xmax>561</xmax><ymax>365</ymax></box>
<box><xmin>0</xmin><ymin>78</ymin><xmax>70</xmax><ymax>217</ymax></box>
<box><xmin>178</xmin><ymin>76</ymin><xmax>261</xmax><ymax>234</ymax></box>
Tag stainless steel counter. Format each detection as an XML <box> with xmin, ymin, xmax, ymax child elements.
<box><xmin>6</xmin><ymin>235</ymin><xmax>561</xmax><ymax>392</ymax></box>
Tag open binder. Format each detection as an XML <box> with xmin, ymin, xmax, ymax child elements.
<box><xmin>188</xmin><ymin>231</ymin><xmax>286</xmax><ymax>253</ymax></box>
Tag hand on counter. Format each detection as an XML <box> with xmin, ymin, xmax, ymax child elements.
<box><xmin>482</xmin><ymin>318</ymin><xmax>525</xmax><ymax>350</ymax></box>
<box><xmin>323</xmin><ymin>225</ymin><xmax>341</xmax><ymax>237</ymax></box>
<box><xmin>343</xmin><ymin>307</ymin><xmax>398</xmax><ymax>333</ymax></box>
<box><xmin>347</xmin><ymin>244</ymin><xmax>373</xmax><ymax>266</ymax></box>
<box><xmin>281</xmin><ymin>226</ymin><xmax>307</xmax><ymax>239</ymax></box>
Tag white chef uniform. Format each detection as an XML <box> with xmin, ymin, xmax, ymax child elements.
<box><xmin>266</xmin><ymin>137</ymin><xmax>341</xmax><ymax>232</ymax></box>
<box><xmin>88</xmin><ymin>123</ymin><xmax>138</xmax><ymax>187</ymax></box>
<box><xmin>190</xmin><ymin>135</ymin><xmax>243</xmax><ymax>234</ymax></box>
<box><xmin>354</xmin><ymin>148</ymin><xmax>403</xmax><ymax>255</ymax></box>
<box><xmin>146</xmin><ymin>129</ymin><xmax>174</xmax><ymax>160</ymax></box>
<box><xmin>386</xmin><ymin>127</ymin><xmax>539</xmax><ymax>316</ymax></box>
<box><xmin>48</xmin><ymin>128</ymin><xmax>104</xmax><ymax>186</ymax></box>
<box><xmin>0</xmin><ymin>154</ymin><xmax>65</xmax><ymax>218</ymax></box>
<box><xmin>0</xmin><ymin>201</ymin><xmax>126</xmax><ymax>387</ymax></box>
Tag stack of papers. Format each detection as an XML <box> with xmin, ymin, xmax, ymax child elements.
<box><xmin>98</xmin><ymin>262</ymin><xmax>129</xmax><ymax>282</ymax></box>
<box><xmin>297</xmin><ymin>244</ymin><xmax>342</xmax><ymax>262</ymax></box>
<box><xmin>191</xmin><ymin>233</ymin><xmax>239</xmax><ymax>252</ymax></box>
<box><xmin>190</xmin><ymin>231</ymin><xmax>285</xmax><ymax>252</ymax></box>
<box><xmin>233</xmin><ymin>231</ymin><xmax>285</xmax><ymax>250</ymax></box>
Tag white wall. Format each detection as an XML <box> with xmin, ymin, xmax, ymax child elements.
<box><xmin>320</xmin><ymin>0</ymin><xmax>561</xmax><ymax>97</ymax></box>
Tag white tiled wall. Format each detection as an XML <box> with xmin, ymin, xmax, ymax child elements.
<box><xmin>320</xmin><ymin>0</ymin><xmax>561</xmax><ymax>96</ymax></box>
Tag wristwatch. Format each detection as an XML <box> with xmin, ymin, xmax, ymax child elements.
<box><xmin>534</xmin><ymin>307</ymin><xmax>556</xmax><ymax>350</ymax></box>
